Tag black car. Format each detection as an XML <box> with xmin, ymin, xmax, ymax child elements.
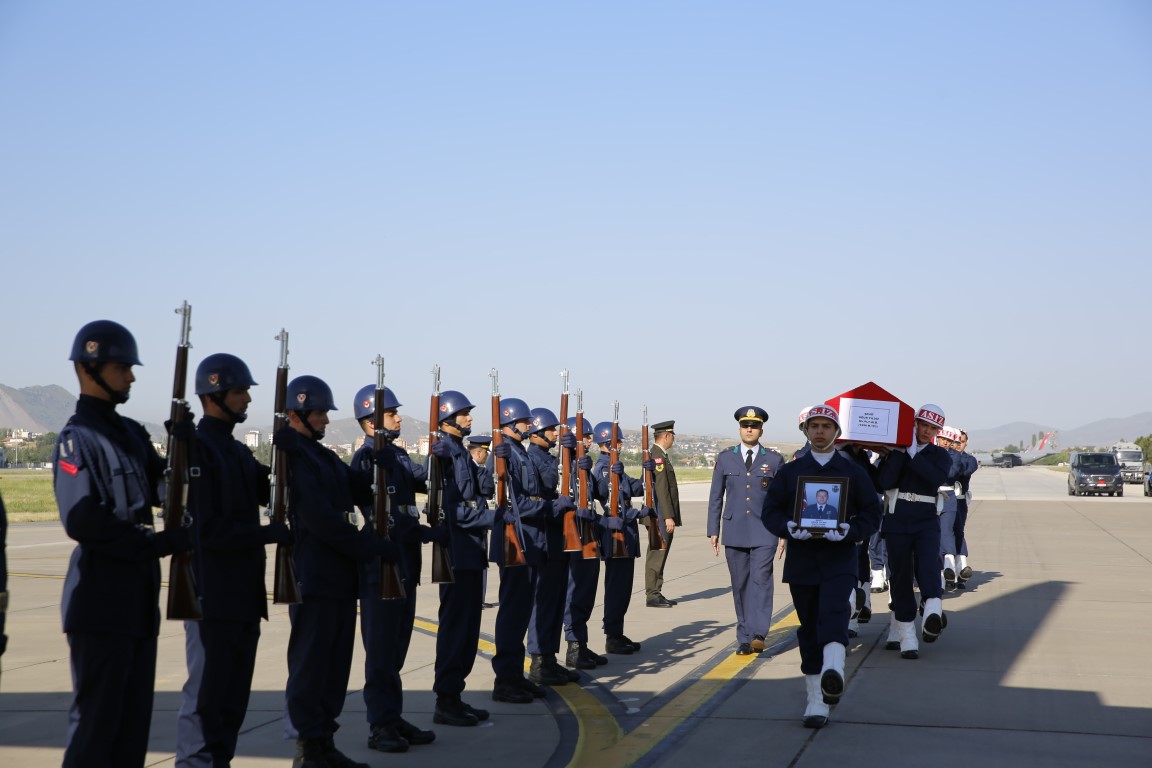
<box><xmin>1067</xmin><ymin>452</ymin><xmax>1123</xmax><ymax>497</ymax></box>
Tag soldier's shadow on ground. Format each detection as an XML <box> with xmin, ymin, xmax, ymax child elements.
<box><xmin>666</xmin><ymin>586</ymin><xmax>730</xmax><ymax>603</ymax></box>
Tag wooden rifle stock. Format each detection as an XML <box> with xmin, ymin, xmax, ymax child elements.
<box><xmin>641</xmin><ymin>405</ymin><xmax>665</xmax><ymax>551</ymax></box>
<box><xmin>574</xmin><ymin>390</ymin><xmax>599</xmax><ymax>559</ymax></box>
<box><xmin>270</xmin><ymin>329</ymin><xmax>302</xmax><ymax>605</ymax></box>
<box><xmin>426</xmin><ymin>365</ymin><xmax>453</xmax><ymax>584</ymax></box>
<box><xmin>373</xmin><ymin>356</ymin><xmax>405</xmax><ymax>600</ymax></box>
<box><xmin>491</xmin><ymin>369</ymin><xmax>526</xmax><ymax>567</ymax></box>
<box><xmin>608</xmin><ymin>402</ymin><xmax>629</xmax><ymax>559</ymax></box>
<box><xmin>164</xmin><ymin>301</ymin><xmax>202</xmax><ymax>621</ymax></box>
<box><xmin>558</xmin><ymin>371</ymin><xmax>582</xmax><ymax>552</ymax></box>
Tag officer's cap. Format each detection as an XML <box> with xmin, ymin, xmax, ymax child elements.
<box><xmin>652</xmin><ymin>420</ymin><xmax>675</xmax><ymax>433</ymax></box>
<box><xmin>734</xmin><ymin>406</ymin><xmax>768</xmax><ymax>424</ymax></box>
<box><xmin>467</xmin><ymin>435</ymin><xmax>493</xmax><ymax>447</ymax></box>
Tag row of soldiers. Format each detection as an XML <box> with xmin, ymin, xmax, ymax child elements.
<box><xmin>51</xmin><ymin>319</ymin><xmax>681</xmax><ymax>768</ymax></box>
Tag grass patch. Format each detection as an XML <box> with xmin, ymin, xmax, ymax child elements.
<box><xmin>0</xmin><ymin>469</ymin><xmax>60</xmax><ymax>522</ymax></box>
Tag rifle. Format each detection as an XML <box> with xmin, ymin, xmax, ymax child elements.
<box><xmin>558</xmin><ymin>370</ymin><xmax>582</xmax><ymax>552</ymax></box>
<box><xmin>574</xmin><ymin>389</ymin><xmax>599</xmax><ymax>559</ymax></box>
<box><xmin>425</xmin><ymin>364</ymin><xmax>453</xmax><ymax>584</ymax></box>
<box><xmin>608</xmin><ymin>400</ymin><xmax>629</xmax><ymax>559</ymax></box>
<box><xmin>164</xmin><ymin>300</ymin><xmax>202</xmax><ymax>620</ymax></box>
<box><xmin>270</xmin><ymin>329</ymin><xmax>301</xmax><ymax>605</ymax></box>
<box><xmin>490</xmin><ymin>369</ymin><xmax>526</xmax><ymax>567</ymax></box>
<box><xmin>373</xmin><ymin>355</ymin><xmax>405</xmax><ymax>600</ymax></box>
<box><xmin>641</xmin><ymin>405</ymin><xmax>666</xmax><ymax>551</ymax></box>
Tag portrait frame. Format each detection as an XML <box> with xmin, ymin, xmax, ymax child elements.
<box><xmin>793</xmin><ymin>475</ymin><xmax>849</xmax><ymax>537</ymax></box>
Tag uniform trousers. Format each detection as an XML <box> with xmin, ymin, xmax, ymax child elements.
<box><xmin>868</xmin><ymin>532</ymin><xmax>887</xmax><ymax>571</ymax></box>
<box><xmin>938</xmin><ymin>491</ymin><xmax>960</xmax><ymax>555</ymax></box>
<box><xmin>177</xmin><ymin>619</ymin><xmax>260</xmax><ymax>767</ymax></box>
<box><xmin>725</xmin><ymin>545</ymin><xmax>775</xmax><ymax>644</ymax></box>
<box><xmin>644</xmin><ymin>528</ymin><xmax>674</xmax><ymax>598</ymax></box>
<box><xmin>527</xmin><ymin>552</ymin><xmax>568</xmax><ymax>656</ymax></box>
<box><xmin>884</xmin><ymin>520</ymin><xmax>943</xmax><ymax>622</ymax></box>
<box><xmin>790</xmin><ymin>575</ymin><xmax>855</xmax><ymax>675</ymax></box>
<box><xmin>955</xmin><ymin>498</ymin><xmax>970</xmax><ymax>557</ymax></box>
<box><xmin>64</xmin><ymin>632</ymin><xmax>157</xmax><ymax>768</ymax></box>
<box><xmin>433</xmin><ymin>569</ymin><xmax>483</xmax><ymax>698</ymax></box>
<box><xmin>360</xmin><ymin>541</ymin><xmax>419</xmax><ymax>726</ymax></box>
<box><xmin>286</xmin><ymin>597</ymin><xmax>357</xmax><ymax>740</ymax></box>
<box><xmin>492</xmin><ymin>563</ymin><xmax>539</xmax><ymax>678</ymax></box>
<box><xmin>602</xmin><ymin>557</ymin><xmax>635</xmax><ymax>636</ymax></box>
<box><xmin>564</xmin><ymin>555</ymin><xmax>600</xmax><ymax>642</ymax></box>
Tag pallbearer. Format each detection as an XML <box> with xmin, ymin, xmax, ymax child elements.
<box><xmin>349</xmin><ymin>370</ymin><xmax>438</xmax><ymax>753</ymax></box>
<box><xmin>177</xmin><ymin>353</ymin><xmax>290</xmax><ymax>767</ymax></box>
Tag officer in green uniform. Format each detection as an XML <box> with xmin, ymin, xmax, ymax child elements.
<box><xmin>645</xmin><ymin>420</ymin><xmax>681</xmax><ymax>607</ymax></box>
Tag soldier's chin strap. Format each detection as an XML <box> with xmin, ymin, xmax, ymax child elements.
<box><xmin>450</xmin><ymin>416</ymin><xmax>471</xmax><ymax>437</ymax></box>
<box><xmin>296</xmin><ymin>410</ymin><xmax>324</xmax><ymax>441</ymax></box>
<box><xmin>83</xmin><ymin>363</ymin><xmax>129</xmax><ymax>405</ymax></box>
<box><xmin>208</xmin><ymin>392</ymin><xmax>248</xmax><ymax>424</ymax></box>
<box><xmin>377</xmin><ymin>426</ymin><xmax>401</xmax><ymax>442</ymax></box>
<box><xmin>532</xmin><ymin>434</ymin><xmax>556</xmax><ymax>449</ymax></box>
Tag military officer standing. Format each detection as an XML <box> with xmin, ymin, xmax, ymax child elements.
<box><xmin>349</xmin><ymin>384</ymin><xmax>437</xmax><ymax>753</ymax></box>
<box><xmin>644</xmin><ymin>420</ymin><xmax>681</xmax><ymax>608</ymax></box>
<box><xmin>177</xmin><ymin>353</ymin><xmax>289</xmax><ymax>768</ymax></box>
<box><xmin>764</xmin><ymin>404</ymin><xmax>882</xmax><ymax>728</ymax></box>
<box><xmin>54</xmin><ymin>320</ymin><xmax>190</xmax><ymax>767</ymax></box>
<box><xmin>707</xmin><ymin>407</ymin><xmax>784</xmax><ymax>654</ymax></box>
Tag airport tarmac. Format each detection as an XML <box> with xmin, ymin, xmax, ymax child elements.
<box><xmin>2</xmin><ymin>466</ymin><xmax>1150</xmax><ymax>767</ymax></box>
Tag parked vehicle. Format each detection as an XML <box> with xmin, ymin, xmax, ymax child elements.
<box><xmin>1144</xmin><ymin>470</ymin><xmax>1152</xmax><ymax>497</ymax></box>
<box><xmin>1109</xmin><ymin>441</ymin><xmax>1145</xmax><ymax>484</ymax></box>
<box><xmin>1067</xmin><ymin>452</ymin><xmax>1123</xmax><ymax>497</ymax></box>
<box><xmin>992</xmin><ymin>452</ymin><xmax>1022</xmax><ymax>468</ymax></box>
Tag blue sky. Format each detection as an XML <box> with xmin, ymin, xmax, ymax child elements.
<box><xmin>3</xmin><ymin>1</ymin><xmax>1150</xmax><ymax>439</ymax></box>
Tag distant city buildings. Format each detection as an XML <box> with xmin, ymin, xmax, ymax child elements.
<box><xmin>244</xmin><ymin>430</ymin><xmax>262</xmax><ymax>449</ymax></box>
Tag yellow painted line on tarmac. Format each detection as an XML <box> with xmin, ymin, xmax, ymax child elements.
<box><xmin>413</xmin><ymin>617</ymin><xmax>497</xmax><ymax>656</ymax></box>
<box><xmin>560</xmin><ymin>609</ymin><xmax>799</xmax><ymax>768</ymax></box>
<box><xmin>10</xmin><ymin>572</ymin><xmax>65</xmax><ymax>579</ymax></box>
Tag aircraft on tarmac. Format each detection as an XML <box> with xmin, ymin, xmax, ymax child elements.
<box><xmin>973</xmin><ymin>432</ymin><xmax>1059</xmax><ymax>467</ymax></box>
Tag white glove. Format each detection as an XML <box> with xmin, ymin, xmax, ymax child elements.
<box><xmin>786</xmin><ymin>521</ymin><xmax>812</xmax><ymax>541</ymax></box>
<box><xmin>822</xmin><ymin>523</ymin><xmax>850</xmax><ymax>542</ymax></box>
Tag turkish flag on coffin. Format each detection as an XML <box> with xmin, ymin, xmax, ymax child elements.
<box><xmin>825</xmin><ymin>381</ymin><xmax>914</xmax><ymax>448</ymax></box>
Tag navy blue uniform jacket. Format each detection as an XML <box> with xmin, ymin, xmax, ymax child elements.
<box><xmin>875</xmin><ymin>445</ymin><xmax>953</xmax><ymax>533</ymax></box>
<box><xmin>351</xmin><ymin>434</ymin><xmax>427</xmax><ymax>583</ymax></box>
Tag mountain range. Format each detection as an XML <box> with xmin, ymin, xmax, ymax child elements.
<box><xmin>2</xmin><ymin>383</ymin><xmax>1149</xmax><ymax>452</ymax></box>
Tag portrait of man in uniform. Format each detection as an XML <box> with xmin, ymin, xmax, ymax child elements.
<box><xmin>795</xmin><ymin>479</ymin><xmax>847</xmax><ymax>534</ymax></box>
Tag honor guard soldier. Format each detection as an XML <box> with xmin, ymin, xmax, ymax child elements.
<box><xmin>275</xmin><ymin>375</ymin><xmax>394</xmax><ymax>768</ymax></box>
<box><xmin>489</xmin><ymin>397</ymin><xmax>555</xmax><ymax>702</ymax></box>
<box><xmin>54</xmin><ymin>320</ymin><xmax>191</xmax><ymax>767</ymax></box>
<box><xmin>563</xmin><ymin>417</ymin><xmax>608</xmax><ymax>669</ymax></box>
<box><xmin>645</xmin><ymin>420</ymin><xmax>681</xmax><ymax>608</ymax></box>
<box><xmin>764</xmin><ymin>405</ymin><xmax>881</xmax><ymax>729</ymax></box>
<box><xmin>524</xmin><ymin>408</ymin><xmax>581</xmax><ymax>687</ymax></box>
<box><xmin>874</xmin><ymin>403</ymin><xmax>953</xmax><ymax>659</ymax></box>
<box><xmin>592</xmin><ymin>421</ymin><xmax>657</xmax><ymax>655</ymax></box>
<box><xmin>427</xmin><ymin>390</ymin><xmax>494</xmax><ymax>727</ymax></box>
<box><xmin>177</xmin><ymin>353</ymin><xmax>289</xmax><ymax>767</ymax></box>
<box><xmin>934</xmin><ymin>426</ymin><xmax>964</xmax><ymax>590</ymax></box>
<box><xmin>465</xmin><ymin>435</ymin><xmax>495</xmax><ymax>607</ymax></box>
<box><xmin>707</xmin><ymin>407</ymin><xmax>784</xmax><ymax>654</ymax></box>
<box><xmin>349</xmin><ymin>384</ymin><xmax>437</xmax><ymax>753</ymax></box>
<box><xmin>952</xmin><ymin>429</ymin><xmax>978</xmax><ymax>587</ymax></box>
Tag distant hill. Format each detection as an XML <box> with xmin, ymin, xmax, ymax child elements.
<box><xmin>0</xmin><ymin>384</ymin><xmax>78</xmax><ymax>433</ymax></box>
<box><xmin>965</xmin><ymin>413</ymin><xmax>1152</xmax><ymax>452</ymax></box>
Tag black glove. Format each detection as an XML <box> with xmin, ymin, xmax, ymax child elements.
<box><xmin>373</xmin><ymin>535</ymin><xmax>397</xmax><ymax>562</ymax></box>
<box><xmin>577</xmin><ymin>456</ymin><xmax>593</xmax><ymax>471</ymax></box>
<box><xmin>640</xmin><ymin>505</ymin><xmax>657</xmax><ymax>519</ymax></box>
<box><xmin>430</xmin><ymin>440</ymin><xmax>453</xmax><ymax>458</ymax></box>
<box><xmin>374</xmin><ymin>447</ymin><xmax>399</xmax><ymax>470</ymax></box>
<box><xmin>154</xmin><ymin>526</ymin><xmax>191</xmax><ymax>556</ymax></box>
<box><xmin>419</xmin><ymin>524</ymin><xmax>450</xmax><ymax>545</ymax></box>
<box><xmin>602</xmin><ymin>515</ymin><xmax>624</xmax><ymax>531</ymax></box>
<box><xmin>611</xmin><ymin>461</ymin><xmax>625</xmax><ymax>476</ymax></box>
<box><xmin>262</xmin><ymin>521</ymin><xmax>293</xmax><ymax>546</ymax></box>
<box><xmin>273</xmin><ymin>426</ymin><xmax>300</xmax><ymax>453</ymax></box>
<box><xmin>554</xmin><ymin>496</ymin><xmax>577</xmax><ymax>514</ymax></box>
<box><xmin>641</xmin><ymin>458</ymin><xmax>656</xmax><ymax>473</ymax></box>
<box><xmin>165</xmin><ymin>411</ymin><xmax>196</xmax><ymax>442</ymax></box>
<box><xmin>558</xmin><ymin>433</ymin><xmax>577</xmax><ymax>450</ymax></box>
<box><xmin>493</xmin><ymin>443</ymin><xmax>511</xmax><ymax>460</ymax></box>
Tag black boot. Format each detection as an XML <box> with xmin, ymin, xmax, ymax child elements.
<box><xmin>367</xmin><ymin>722</ymin><xmax>409</xmax><ymax>753</ymax></box>
<box><xmin>493</xmin><ymin>676</ymin><xmax>535</xmax><ymax>703</ymax></box>
<box><xmin>567</xmin><ymin>640</ymin><xmax>596</xmax><ymax>669</ymax></box>
<box><xmin>292</xmin><ymin>738</ymin><xmax>330</xmax><ymax>768</ymax></box>
<box><xmin>528</xmin><ymin>654</ymin><xmax>570</xmax><ymax>686</ymax></box>
<box><xmin>545</xmin><ymin>653</ymin><xmax>581</xmax><ymax>682</ymax></box>
<box><xmin>580</xmin><ymin>642</ymin><xmax>608</xmax><ymax>666</ymax></box>
<box><xmin>393</xmin><ymin>718</ymin><xmax>435</xmax><ymax>746</ymax></box>
<box><xmin>321</xmin><ymin>735</ymin><xmax>369</xmax><ymax>768</ymax></box>
<box><xmin>434</xmin><ymin>695</ymin><xmax>479</xmax><ymax>727</ymax></box>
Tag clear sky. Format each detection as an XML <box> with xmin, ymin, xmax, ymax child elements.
<box><xmin>3</xmin><ymin>1</ymin><xmax>1150</xmax><ymax>440</ymax></box>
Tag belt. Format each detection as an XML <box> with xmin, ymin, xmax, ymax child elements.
<box><xmin>896</xmin><ymin>492</ymin><xmax>936</xmax><ymax>504</ymax></box>
<box><xmin>937</xmin><ymin>485</ymin><xmax>956</xmax><ymax>494</ymax></box>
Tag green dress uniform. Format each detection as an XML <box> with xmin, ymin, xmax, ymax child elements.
<box><xmin>645</xmin><ymin>422</ymin><xmax>682</xmax><ymax>604</ymax></box>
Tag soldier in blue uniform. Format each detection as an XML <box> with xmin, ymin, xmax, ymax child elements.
<box><xmin>53</xmin><ymin>320</ymin><xmax>191</xmax><ymax>767</ymax></box>
<box><xmin>524</xmin><ymin>407</ymin><xmax>580</xmax><ymax>687</ymax></box>
<box><xmin>592</xmin><ymin>421</ymin><xmax>656</xmax><ymax>655</ymax></box>
<box><xmin>707</xmin><ymin>407</ymin><xmax>785</xmax><ymax>655</ymax></box>
<box><xmin>934</xmin><ymin>426</ymin><xmax>964</xmax><ymax>590</ymax></box>
<box><xmin>874</xmin><ymin>403</ymin><xmax>953</xmax><ymax>660</ymax></box>
<box><xmin>488</xmin><ymin>397</ymin><xmax>554</xmax><ymax>702</ymax></box>
<box><xmin>427</xmin><ymin>390</ymin><xmax>493</xmax><ymax>727</ymax></box>
<box><xmin>176</xmin><ymin>353</ymin><xmax>290</xmax><ymax>768</ymax></box>
<box><xmin>348</xmin><ymin>384</ymin><xmax>437</xmax><ymax>753</ymax></box>
<box><xmin>764</xmin><ymin>405</ymin><xmax>881</xmax><ymax>729</ymax></box>
<box><xmin>275</xmin><ymin>375</ymin><xmax>393</xmax><ymax>768</ymax></box>
<box><xmin>563</xmin><ymin>417</ymin><xmax>608</xmax><ymax>669</ymax></box>
<box><xmin>953</xmin><ymin>429</ymin><xmax>978</xmax><ymax>588</ymax></box>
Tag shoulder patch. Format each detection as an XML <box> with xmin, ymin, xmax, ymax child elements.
<box><xmin>654</xmin><ymin>457</ymin><xmax>663</xmax><ymax>464</ymax></box>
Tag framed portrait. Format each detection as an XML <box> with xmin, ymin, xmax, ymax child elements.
<box><xmin>793</xmin><ymin>476</ymin><xmax>849</xmax><ymax>536</ymax></box>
